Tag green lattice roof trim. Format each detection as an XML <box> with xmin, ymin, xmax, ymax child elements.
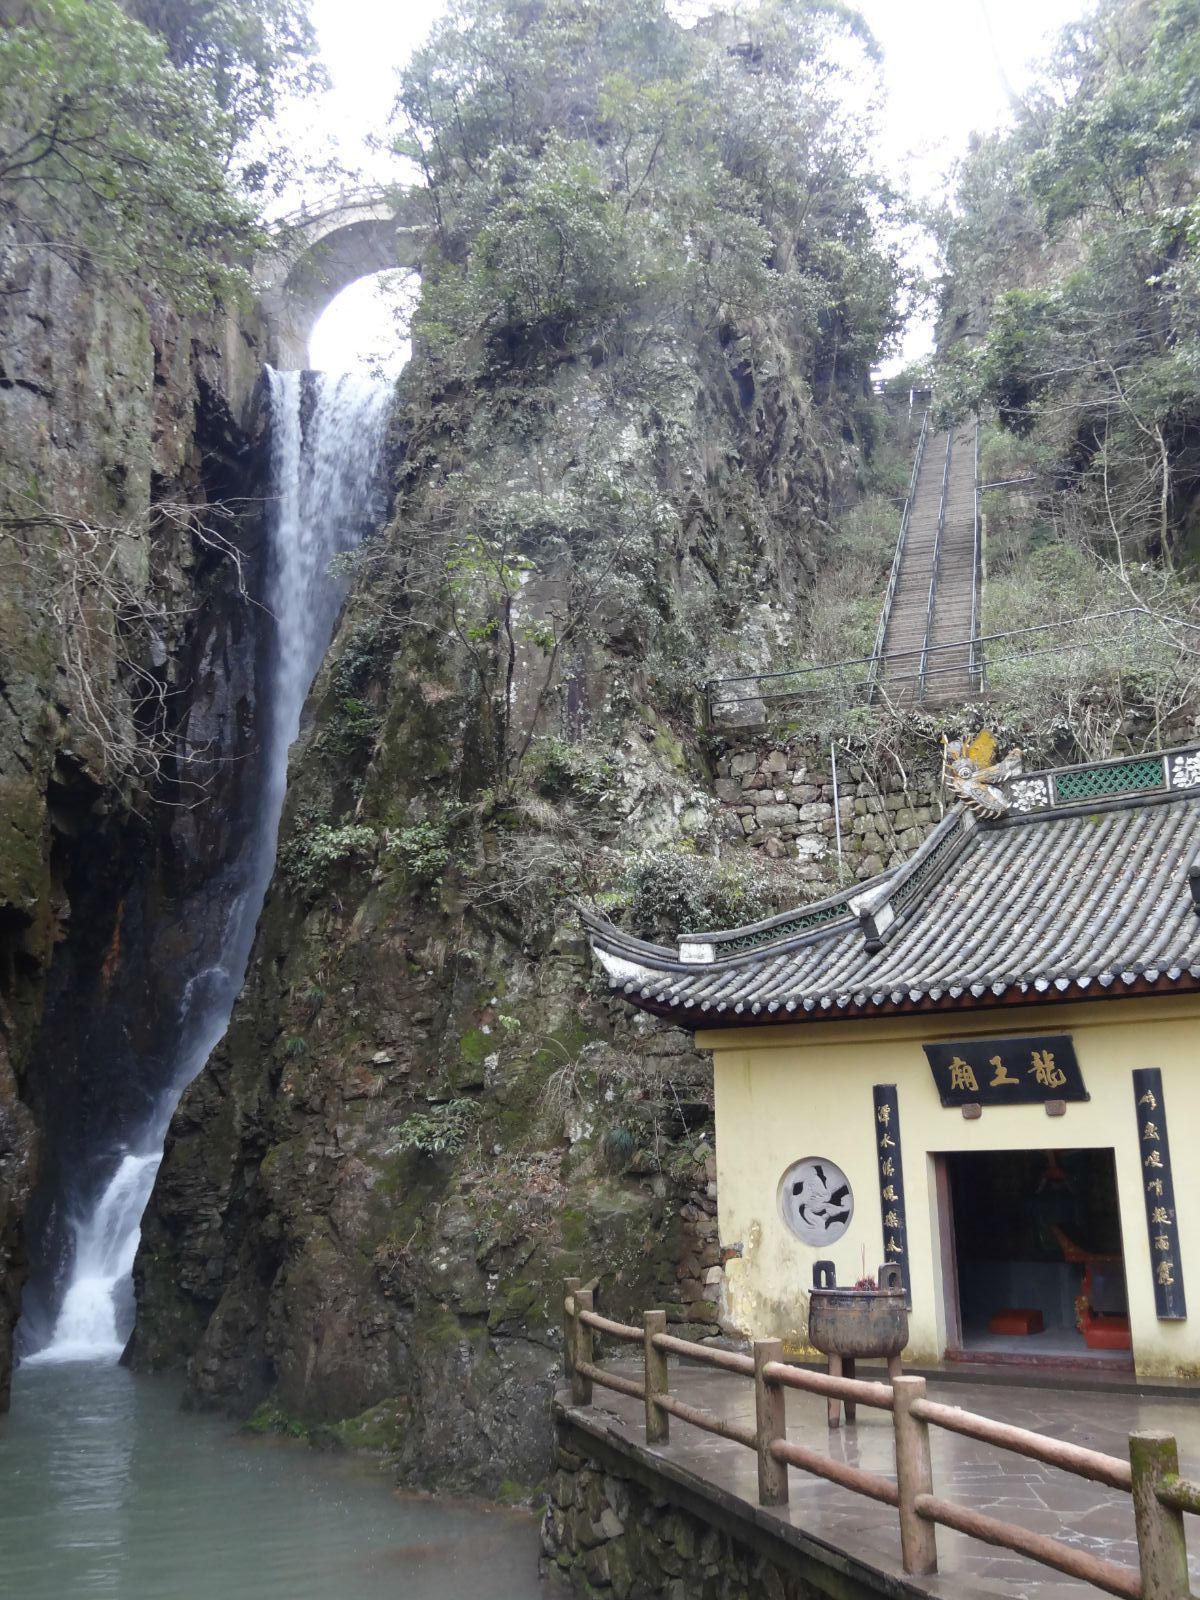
<box><xmin>1054</xmin><ymin>756</ymin><xmax>1166</xmax><ymax>804</ymax></box>
<box><xmin>710</xmin><ymin>898</ymin><xmax>851</xmax><ymax>955</ymax></box>
<box><xmin>1003</xmin><ymin>745</ymin><xmax>1200</xmax><ymax>814</ymax></box>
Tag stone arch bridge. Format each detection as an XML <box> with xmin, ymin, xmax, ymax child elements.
<box><xmin>256</xmin><ymin>188</ymin><xmax>425</xmax><ymax>368</ymax></box>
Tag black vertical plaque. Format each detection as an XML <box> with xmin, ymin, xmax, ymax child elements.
<box><xmin>872</xmin><ymin>1084</ymin><xmax>911</xmax><ymax>1306</ymax></box>
<box><xmin>1133</xmin><ymin>1068</ymin><xmax>1187</xmax><ymax>1321</ymax></box>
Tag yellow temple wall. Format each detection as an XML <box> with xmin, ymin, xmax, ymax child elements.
<box><xmin>700</xmin><ymin>995</ymin><xmax>1200</xmax><ymax>1378</ymax></box>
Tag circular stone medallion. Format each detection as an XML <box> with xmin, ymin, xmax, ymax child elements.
<box><xmin>778</xmin><ymin>1157</ymin><xmax>853</xmax><ymax>1246</ymax></box>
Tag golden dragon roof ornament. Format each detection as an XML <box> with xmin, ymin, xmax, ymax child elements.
<box><xmin>942</xmin><ymin>730</ymin><xmax>1024</xmax><ymax>817</ymax></box>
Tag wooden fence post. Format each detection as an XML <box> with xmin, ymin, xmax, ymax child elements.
<box><xmin>563</xmin><ymin>1277</ymin><xmax>581</xmax><ymax>1389</ymax></box>
<box><xmin>1130</xmin><ymin>1431</ymin><xmax>1190</xmax><ymax>1600</ymax></box>
<box><xmin>643</xmin><ymin>1309</ymin><xmax>669</xmax><ymax>1444</ymax></box>
<box><xmin>571</xmin><ymin>1288</ymin><xmax>594</xmax><ymax>1406</ymax></box>
<box><xmin>892</xmin><ymin>1375</ymin><xmax>937</xmax><ymax>1576</ymax></box>
<box><xmin>753</xmin><ymin>1339</ymin><xmax>789</xmax><ymax>1506</ymax></box>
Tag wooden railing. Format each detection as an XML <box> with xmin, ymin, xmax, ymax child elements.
<box><xmin>563</xmin><ymin>1280</ymin><xmax>1197</xmax><ymax>1599</ymax></box>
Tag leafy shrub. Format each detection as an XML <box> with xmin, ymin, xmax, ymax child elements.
<box><xmin>331</xmin><ymin>620</ymin><xmax>391</xmax><ymax>700</ymax></box>
<box><xmin>619</xmin><ymin>847</ymin><xmax>780</xmax><ymax>940</ymax></box>
<box><xmin>793</xmin><ymin>493</ymin><xmax>898</xmax><ymax>667</ymax></box>
<box><xmin>389</xmin><ymin>1099</ymin><xmax>481</xmax><ymax>1159</ymax></box>
<box><xmin>243</xmin><ymin>1402</ymin><xmax>311</xmax><ymax>1441</ymax></box>
<box><xmin>600</xmin><ymin>1125</ymin><xmax>636</xmax><ymax>1173</ymax></box>
<box><xmin>278</xmin><ymin>820</ymin><xmax>378</xmax><ymax>898</ymax></box>
<box><xmin>978</xmin><ymin>422</ymin><xmax>1040</xmax><ymax>489</ymax></box>
<box><xmin>983</xmin><ymin>541</ymin><xmax>1126</xmax><ymax>629</ymax></box>
<box><xmin>383</xmin><ymin>820</ymin><xmax>451</xmax><ymax>889</ymax></box>
<box><xmin>329</xmin><ymin>695</ymin><xmax>381</xmax><ymax>762</ymax></box>
<box><xmin>525</xmin><ymin>736</ymin><xmax>613</xmax><ymax>802</ymax></box>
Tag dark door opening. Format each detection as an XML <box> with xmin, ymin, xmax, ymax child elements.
<box><xmin>943</xmin><ymin>1148</ymin><xmax>1132</xmax><ymax>1367</ymax></box>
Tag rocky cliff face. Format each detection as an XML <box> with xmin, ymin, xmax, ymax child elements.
<box><xmin>130</xmin><ymin>578</ymin><xmax>730</xmax><ymax>1489</ymax></box>
<box><xmin>132</xmin><ymin>710</ymin><xmax>944</xmax><ymax>1495</ymax></box>
<box><xmin>0</xmin><ymin>219</ymin><xmax>268</xmax><ymax>1400</ymax></box>
<box><xmin>0</xmin><ymin>203</ymin><xmax>906</xmax><ymax>1494</ymax></box>
<box><xmin>4</xmin><ymin>0</ymin><xmax>907</xmax><ymax>1480</ymax></box>
<box><xmin>130</xmin><ymin>257</ymin><xmax>896</xmax><ymax>1493</ymax></box>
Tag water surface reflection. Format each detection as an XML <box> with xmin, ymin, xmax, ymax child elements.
<box><xmin>1</xmin><ymin>1364</ymin><xmax>546</xmax><ymax>1599</ymax></box>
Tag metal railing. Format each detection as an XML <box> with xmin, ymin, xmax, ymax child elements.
<box><xmin>866</xmin><ymin>408</ymin><xmax>931</xmax><ymax>700</ymax></box>
<box><xmin>969</xmin><ymin>418</ymin><xmax>984</xmax><ymax>693</ymax></box>
<box><xmin>916</xmin><ymin>430</ymin><xmax>955</xmax><ymax>701</ymax></box>
<box><xmin>563</xmin><ymin>1279</ymin><xmax>1198</xmax><ymax>1598</ymax></box>
<box><xmin>706</xmin><ymin>606</ymin><xmax>1200</xmax><ymax>723</ymax></box>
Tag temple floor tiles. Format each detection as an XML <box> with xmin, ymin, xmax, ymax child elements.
<box><xmin>563</xmin><ymin>1362</ymin><xmax>1200</xmax><ymax>1597</ymax></box>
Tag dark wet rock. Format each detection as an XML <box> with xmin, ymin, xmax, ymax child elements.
<box><xmin>0</xmin><ymin>208</ymin><xmax>268</xmax><ymax>1392</ymax></box>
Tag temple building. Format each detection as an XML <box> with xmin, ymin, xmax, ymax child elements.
<box><xmin>587</xmin><ymin>745</ymin><xmax>1200</xmax><ymax>1378</ymax></box>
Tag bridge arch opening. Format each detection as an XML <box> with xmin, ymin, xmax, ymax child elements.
<box><xmin>308</xmin><ymin>269</ymin><xmax>418</xmax><ymax>376</ymax></box>
<box><xmin>258</xmin><ymin>195</ymin><xmax>422</xmax><ymax>370</ymax></box>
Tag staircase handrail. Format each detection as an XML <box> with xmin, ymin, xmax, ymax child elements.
<box><xmin>968</xmin><ymin>418</ymin><xmax>984</xmax><ymax>693</ymax></box>
<box><xmin>705</xmin><ymin>606</ymin><xmax>1200</xmax><ymax>717</ymax></box>
<box><xmin>867</xmin><ymin>407</ymin><xmax>931</xmax><ymax>699</ymax></box>
<box><xmin>917</xmin><ymin>429</ymin><xmax>955</xmax><ymax>701</ymax></box>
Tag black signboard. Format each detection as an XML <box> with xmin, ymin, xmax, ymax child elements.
<box><xmin>923</xmin><ymin>1035</ymin><xmax>1088</xmax><ymax>1107</ymax></box>
<box><xmin>872</xmin><ymin>1084</ymin><xmax>911</xmax><ymax>1307</ymax></box>
<box><xmin>1133</xmin><ymin>1068</ymin><xmax>1187</xmax><ymax>1321</ymax></box>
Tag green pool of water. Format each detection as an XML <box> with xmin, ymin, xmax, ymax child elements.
<box><xmin>1</xmin><ymin>1363</ymin><xmax>547</xmax><ymax>1598</ymax></box>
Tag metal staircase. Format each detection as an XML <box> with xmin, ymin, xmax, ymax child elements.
<box><xmin>869</xmin><ymin>415</ymin><xmax>981</xmax><ymax>706</ymax></box>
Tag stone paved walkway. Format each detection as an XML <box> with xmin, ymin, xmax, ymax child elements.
<box><xmin>583</xmin><ymin>1362</ymin><xmax>1200</xmax><ymax>1597</ymax></box>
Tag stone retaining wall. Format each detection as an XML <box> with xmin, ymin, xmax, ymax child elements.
<box><xmin>714</xmin><ymin>745</ymin><xmax>943</xmax><ymax>884</ymax></box>
<box><xmin>544</xmin><ymin>1439</ymin><xmax>819</xmax><ymax>1599</ymax></box>
<box><xmin>672</xmin><ymin>1143</ymin><xmax>723</xmax><ymax>1332</ymax></box>
<box><xmin>541</xmin><ymin>1415</ymin><xmax>904</xmax><ymax>1600</ymax></box>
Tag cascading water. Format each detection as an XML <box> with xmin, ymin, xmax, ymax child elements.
<box><xmin>31</xmin><ymin>1155</ymin><xmax>162</xmax><ymax>1363</ymax></box>
<box><xmin>26</xmin><ymin>368</ymin><xmax>392</xmax><ymax>1365</ymax></box>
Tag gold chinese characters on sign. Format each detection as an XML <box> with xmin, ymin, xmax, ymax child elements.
<box><xmin>1132</xmin><ymin>1068</ymin><xmax>1186</xmax><ymax>1321</ymax></box>
<box><xmin>924</xmin><ymin>1035</ymin><xmax>1088</xmax><ymax>1107</ymax></box>
<box><xmin>872</xmin><ymin>1084</ymin><xmax>911</xmax><ymax>1305</ymax></box>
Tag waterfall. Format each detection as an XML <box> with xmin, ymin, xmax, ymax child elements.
<box><xmin>26</xmin><ymin>369</ymin><xmax>392</xmax><ymax>1365</ymax></box>
<box><xmin>258</xmin><ymin>368</ymin><xmax>393</xmax><ymax>842</ymax></box>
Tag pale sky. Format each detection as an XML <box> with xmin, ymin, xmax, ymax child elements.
<box><xmin>305</xmin><ymin>0</ymin><xmax>1087</xmax><ymax>373</ymax></box>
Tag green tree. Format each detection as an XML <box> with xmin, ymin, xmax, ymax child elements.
<box><xmin>395</xmin><ymin>0</ymin><xmax>903</xmax><ymax>383</ymax></box>
<box><xmin>125</xmin><ymin>0</ymin><xmax>326</xmax><ymax>193</ymax></box>
<box><xmin>375</xmin><ymin>0</ymin><xmax>906</xmax><ymax>787</ymax></box>
<box><xmin>0</xmin><ymin>0</ymin><xmax>271</xmax><ymax>307</ymax></box>
<box><xmin>937</xmin><ymin>0</ymin><xmax>1200</xmax><ymax>571</ymax></box>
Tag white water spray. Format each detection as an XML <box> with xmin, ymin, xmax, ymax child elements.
<box><xmin>28</xmin><ymin>369</ymin><xmax>392</xmax><ymax>1364</ymax></box>
<box><xmin>26</xmin><ymin>1155</ymin><xmax>162</xmax><ymax>1365</ymax></box>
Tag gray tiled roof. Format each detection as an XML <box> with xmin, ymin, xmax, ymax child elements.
<box><xmin>587</xmin><ymin>763</ymin><xmax>1200</xmax><ymax>1026</ymax></box>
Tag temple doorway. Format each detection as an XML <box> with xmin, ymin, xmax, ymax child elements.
<box><xmin>937</xmin><ymin>1148</ymin><xmax>1133</xmax><ymax>1368</ymax></box>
